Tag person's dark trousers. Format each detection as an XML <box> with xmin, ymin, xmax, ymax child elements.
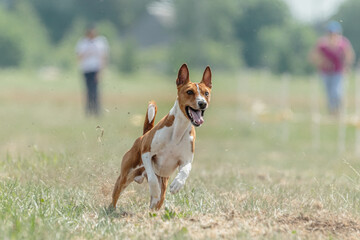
<box><xmin>84</xmin><ymin>71</ymin><xmax>100</xmax><ymax>116</ymax></box>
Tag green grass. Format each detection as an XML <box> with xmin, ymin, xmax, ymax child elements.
<box><xmin>1</xmin><ymin>68</ymin><xmax>360</xmax><ymax>239</ymax></box>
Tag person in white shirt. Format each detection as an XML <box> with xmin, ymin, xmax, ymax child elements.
<box><xmin>76</xmin><ymin>24</ymin><xmax>109</xmax><ymax>116</ymax></box>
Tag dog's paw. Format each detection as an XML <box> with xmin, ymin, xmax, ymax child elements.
<box><xmin>170</xmin><ymin>178</ymin><xmax>185</xmax><ymax>194</ymax></box>
<box><xmin>149</xmin><ymin>180</ymin><xmax>161</xmax><ymax>198</ymax></box>
<box><xmin>134</xmin><ymin>175</ymin><xmax>144</xmax><ymax>184</ymax></box>
<box><xmin>106</xmin><ymin>204</ymin><xmax>116</xmax><ymax>214</ymax></box>
<box><xmin>150</xmin><ymin>196</ymin><xmax>160</xmax><ymax>209</ymax></box>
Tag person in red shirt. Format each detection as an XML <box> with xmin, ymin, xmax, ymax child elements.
<box><xmin>311</xmin><ymin>21</ymin><xmax>355</xmax><ymax>115</ymax></box>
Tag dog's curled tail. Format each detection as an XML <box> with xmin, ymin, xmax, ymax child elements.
<box><xmin>143</xmin><ymin>101</ymin><xmax>157</xmax><ymax>135</ymax></box>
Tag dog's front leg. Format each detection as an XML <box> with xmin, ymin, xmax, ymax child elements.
<box><xmin>141</xmin><ymin>152</ymin><xmax>161</xmax><ymax>209</ymax></box>
<box><xmin>170</xmin><ymin>161</ymin><xmax>192</xmax><ymax>194</ymax></box>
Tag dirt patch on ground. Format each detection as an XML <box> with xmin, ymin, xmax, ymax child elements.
<box><xmin>100</xmin><ymin>206</ymin><xmax>360</xmax><ymax>239</ymax></box>
<box><xmin>175</xmin><ymin>210</ymin><xmax>360</xmax><ymax>239</ymax></box>
<box><xmin>276</xmin><ymin>212</ymin><xmax>360</xmax><ymax>235</ymax></box>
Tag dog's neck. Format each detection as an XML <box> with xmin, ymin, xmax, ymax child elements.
<box><xmin>169</xmin><ymin>99</ymin><xmax>192</xmax><ymax>142</ymax></box>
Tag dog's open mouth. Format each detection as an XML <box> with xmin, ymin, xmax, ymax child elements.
<box><xmin>186</xmin><ymin>106</ymin><xmax>205</xmax><ymax>127</ymax></box>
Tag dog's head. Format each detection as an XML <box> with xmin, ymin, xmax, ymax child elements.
<box><xmin>176</xmin><ymin>64</ymin><xmax>212</xmax><ymax>127</ymax></box>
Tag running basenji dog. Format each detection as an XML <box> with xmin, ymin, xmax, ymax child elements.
<box><xmin>110</xmin><ymin>64</ymin><xmax>212</xmax><ymax>210</ymax></box>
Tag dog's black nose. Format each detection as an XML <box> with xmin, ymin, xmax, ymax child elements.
<box><xmin>198</xmin><ymin>101</ymin><xmax>207</xmax><ymax>109</ymax></box>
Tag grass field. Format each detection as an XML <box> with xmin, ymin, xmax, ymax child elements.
<box><xmin>1</xmin><ymin>68</ymin><xmax>360</xmax><ymax>239</ymax></box>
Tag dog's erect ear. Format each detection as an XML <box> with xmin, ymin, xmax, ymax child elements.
<box><xmin>201</xmin><ymin>66</ymin><xmax>212</xmax><ymax>89</ymax></box>
<box><xmin>176</xmin><ymin>63</ymin><xmax>190</xmax><ymax>86</ymax></box>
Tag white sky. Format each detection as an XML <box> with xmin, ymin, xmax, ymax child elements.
<box><xmin>283</xmin><ymin>0</ymin><xmax>346</xmax><ymax>22</ymax></box>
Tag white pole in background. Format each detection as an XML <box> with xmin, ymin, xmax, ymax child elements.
<box><xmin>355</xmin><ymin>68</ymin><xmax>360</xmax><ymax>156</ymax></box>
<box><xmin>338</xmin><ymin>73</ymin><xmax>348</xmax><ymax>155</ymax></box>
<box><xmin>237</xmin><ymin>72</ymin><xmax>242</xmax><ymax>121</ymax></box>
<box><xmin>309</xmin><ymin>0</ymin><xmax>321</xmax><ymax>151</ymax></box>
<box><xmin>281</xmin><ymin>74</ymin><xmax>290</xmax><ymax>143</ymax></box>
<box><xmin>237</xmin><ymin>70</ymin><xmax>250</xmax><ymax>121</ymax></box>
<box><xmin>311</xmin><ymin>76</ymin><xmax>321</xmax><ymax>150</ymax></box>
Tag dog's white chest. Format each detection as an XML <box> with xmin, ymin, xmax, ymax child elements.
<box><xmin>150</xmin><ymin>123</ymin><xmax>193</xmax><ymax>177</ymax></box>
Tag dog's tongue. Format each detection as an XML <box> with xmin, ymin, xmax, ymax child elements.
<box><xmin>190</xmin><ymin>109</ymin><xmax>204</xmax><ymax>125</ymax></box>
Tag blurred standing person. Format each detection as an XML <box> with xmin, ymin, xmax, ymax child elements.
<box><xmin>310</xmin><ymin>21</ymin><xmax>355</xmax><ymax>116</ymax></box>
<box><xmin>76</xmin><ymin>24</ymin><xmax>109</xmax><ymax>117</ymax></box>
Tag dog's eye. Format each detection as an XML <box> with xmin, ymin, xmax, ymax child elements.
<box><xmin>187</xmin><ymin>90</ymin><xmax>194</xmax><ymax>95</ymax></box>
<box><xmin>205</xmin><ymin>92</ymin><xmax>209</xmax><ymax>97</ymax></box>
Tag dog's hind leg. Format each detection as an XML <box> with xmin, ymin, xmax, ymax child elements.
<box><xmin>111</xmin><ymin>174</ymin><xmax>129</xmax><ymax>209</ymax></box>
<box><xmin>155</xmin><ymin>176</ymin><xmax>169</xmax><ymax>210</ymax></box>
<box><xmin>111</xmin><ymin>166</ymin><xmax>144</xmax><ymax>209</ymax></box>
<box><xmin>110</xmin><ymin>140</ymin><xmax>142</xmax><ymax>209</ymax></box>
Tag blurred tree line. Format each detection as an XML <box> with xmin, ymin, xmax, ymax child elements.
<box><xmin>335</xmin><ymin>0</ymin><xmax>360</xmax><ymax>67</ymax></box>
<box><xmin>0</xmin><ymin>0</ymin><xmax>358</xmax><ymax>75</ymax></box>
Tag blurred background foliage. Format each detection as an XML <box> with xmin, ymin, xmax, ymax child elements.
<box><xmin>335</xmin><ymin>0</ymin><xmax>360</xmax><ymax>67</ymax></box>
<box><xmin>0</xmin><ymin>0</ymin><xmax>358</xmax><ymax>75</ymax></box>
